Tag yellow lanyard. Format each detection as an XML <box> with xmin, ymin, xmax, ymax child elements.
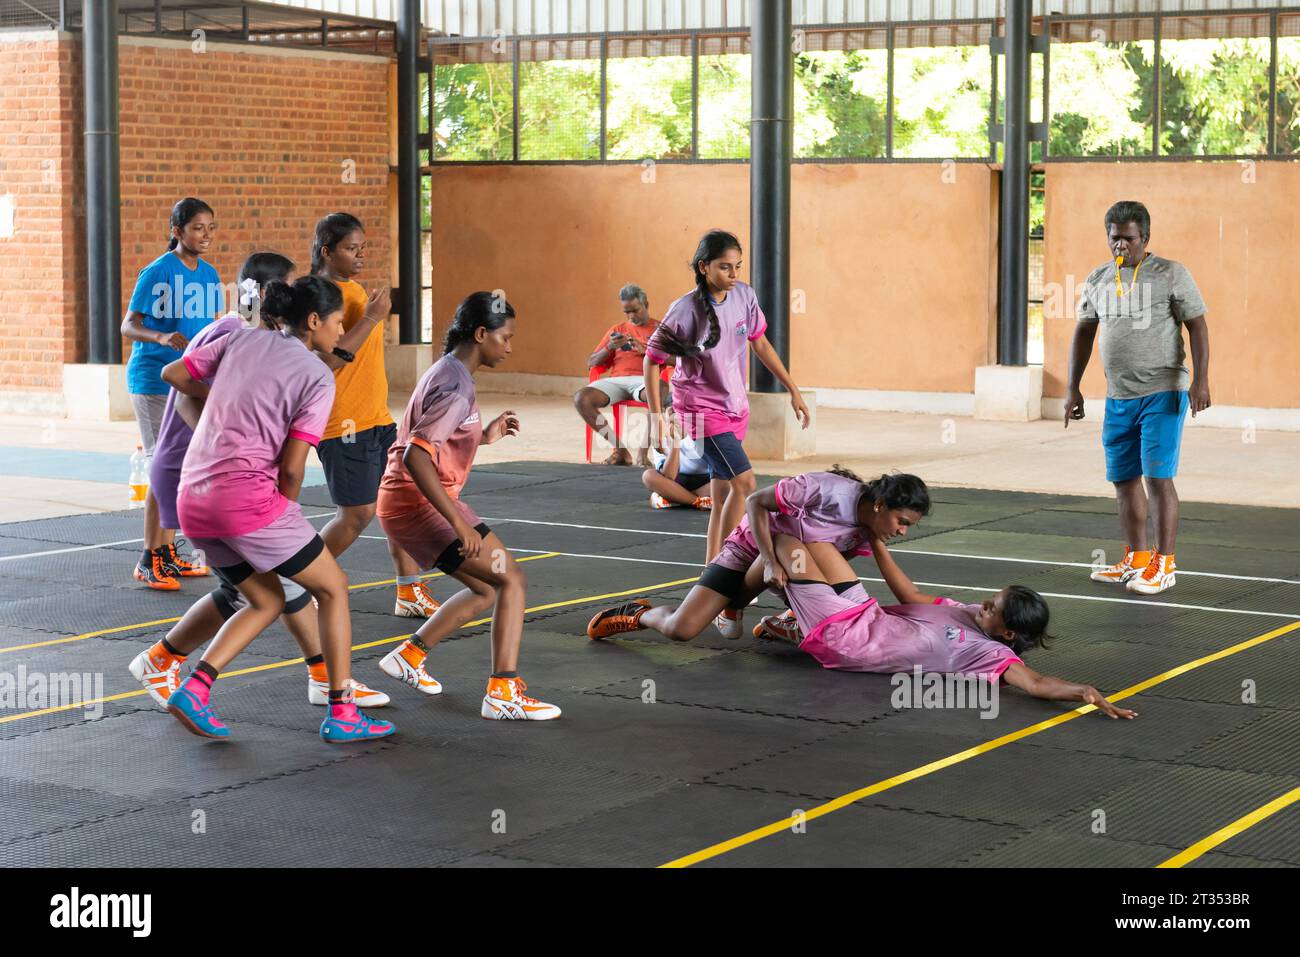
<box><xmin>1114</xmin><ymin>255</ymin><xmax>1143</xmax><ymax>297</ymax></box>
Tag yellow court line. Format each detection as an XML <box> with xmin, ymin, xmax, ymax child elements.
<box><xmin>660</xmin><ymin>620</ymin><xmax>1300</xmax><ymax>868</ymax></box>
<box><xmin>1157</xmin><ymin>785</ymin><xmax>1300</xmax><ymax>868</ymax></box>
<box><xmin>0</xmin><ymin>552</ymin><xmax>565</xmax><ymax>655</ymax></box>
<box><xmin>0</xmin><ymin>573</ymin><xmax>699</xmax><ymax>724</ymax></box>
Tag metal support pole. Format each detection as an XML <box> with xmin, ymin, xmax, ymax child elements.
<box><xmin>749</xmin><ymin>0</ymin><xmax>792</xmax><ymax>393</ymax></box>
<box><xmin>997</xmin><ymin>0</ymin><xmax>1029</xmax><ymax>367</ymax></box>
<box><xmin>397</xmin><ymin>0</ymin><xmax>422</xmax><ymax>343</ymax></box>
<box><xmin>84</xmin><ymin>0</ymin><xmax>122</xmax><ymax>365</ymax></box>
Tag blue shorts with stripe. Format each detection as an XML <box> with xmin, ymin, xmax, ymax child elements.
<box><xmin>1102</xmin><ymin>390</ymin><xmax>1188</xmax><ymax>482</ymax></box>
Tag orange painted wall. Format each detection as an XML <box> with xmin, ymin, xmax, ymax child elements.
<box><xmin>1043</xmin><ymin>162</ymin><xmax>1300</xmax><ymax>409</ymax></box>
<box><xmin>428</xmin><ymin>162</ymin><xmax>996</xmax><ymax>392</ymax></box>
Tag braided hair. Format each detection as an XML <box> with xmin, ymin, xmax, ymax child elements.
<box><xmin>650</xmin><ymin>229</ymin><xmax>742</xmax><ymax>358</ymax></box>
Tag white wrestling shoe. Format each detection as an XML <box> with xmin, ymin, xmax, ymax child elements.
<box><xmin>378</xmin><ymin>643</ymin><xmax>444</xmax><ymax>695</ymax></box>
<box><xmin>308</xmin><ymin>677</ymin><xmax>391</xmax><ymax>708</ymax></box>
<box><xmin>714</xmin><ymin>607</ymin><xmax>743</xmax><ymax>639</ymax></box>
<box><xmin>128</xmin><ymin>649</ymin><xmax>181</xmax><ymax>708</ymax></box>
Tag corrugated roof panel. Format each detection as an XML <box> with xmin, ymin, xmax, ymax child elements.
<box><xmin>252</xmin><ymin>0</ymin><xmax>1284</xmax><ymax>37</ymax></box>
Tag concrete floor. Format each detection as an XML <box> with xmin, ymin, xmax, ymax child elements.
<box><xmin>2</xmin><ymin>393</ymin><xmax>1297</xmax><ymax>523</ymax></box>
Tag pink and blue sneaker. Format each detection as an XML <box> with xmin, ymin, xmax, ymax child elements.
<box><xmin>320</xmin><ymin>703</ymin><xmax>395</xmax><ymax>743</ymax></box>
<box><xmin>167</xmin><ymin>686</ymin><xmax>230</xmax><ymax>739</ymax></box>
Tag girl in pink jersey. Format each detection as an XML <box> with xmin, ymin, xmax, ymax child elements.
<box><xmin>129</xmin><ymin>254</ymin><xmax>389</xmax><ymax>715</ymax></box>
<box><xmin>643</xmin><ymin>230</ymin><xmax>810</xmax><ymax>566</ymax></box>
<box><xmin>750</xmin><ymin>532</ymin><xmax>1137</xmax><ymax>719</ymax></box>
<box><xmin>159</xmin><ymin>277</ymin><xmax>395</xmax><ymax>743</ymax></box>
<box><xmin>376</xmin><ymin>292</ymin><xmax>561</xmax><ymax>721</ymax></box>
<box><xmin>588</xmin><ymin>470</ymin><xmax>929</xmax><ymax>645</ymax></box>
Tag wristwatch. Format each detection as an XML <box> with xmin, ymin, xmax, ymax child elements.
<box><xmin>332</xmin><ymin>346</ymin><xmax>356</xmax><ymax>363</ymax></box>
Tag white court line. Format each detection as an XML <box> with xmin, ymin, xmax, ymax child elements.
<box><xmin>478</xmin><ymin>515</ymin><xmax>1300</xmax><ymax>587</ymax></box>
<box><xmin>0</xmin><ymin>511</ymin><xmax>337</xmax><ymax>562</ymax></box>
<box><xmin>497</xmin><ymin>548</ymin><xmax>1300</xmax><ymax>621</ymax></box>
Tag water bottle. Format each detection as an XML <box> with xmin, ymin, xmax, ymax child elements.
<box><xmin>128</xmin><ymin>445</ymin><xmax>149</xmax><ymax>508</ymax></box>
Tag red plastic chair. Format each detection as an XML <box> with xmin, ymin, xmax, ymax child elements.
<box><xmin>585</xmin><ymin>362</ymin><xmax>672</xmax><ymax>463</ymax></box>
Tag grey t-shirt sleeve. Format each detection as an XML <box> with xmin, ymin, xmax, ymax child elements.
<box><xmin>1169</xmin><ymin>263</ymin><xmax>1207</xmax><ymax>323</ymax></box>
<box><xmin>1077</xmin><ymin>272</ymin><xmax>1100</xmax><ymax>322</ymax></box>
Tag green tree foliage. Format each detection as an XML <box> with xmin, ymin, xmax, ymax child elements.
<box><xmin>892</xmin><ymin>45</ymin><xmax>992</xmax><ymax>158</ymax></box>
<box><xmin>697</xmin><ymin>54</ymin><xmax>751</xmax><ymax>158</ymax></box>
<box><xmin>430</xmin><ymin>29</ymin><xmax>1293</xmax><ymax>162</ymax></box>
<box><xmin>519</xmin><ymin>59</ymin><xmax>602</xmax><ymax>160</ymax></box>
<box><xmin>1280</xmin><ymin>38</ymin><xmax>1300</xmax><ymax>153</ymax></box>
<box><xmin>606</xmin><ymin>55</ymin><xmax>693</xmax><ymax>159</ymax></box>
<box><xmin>1159</xmin><ymin>38</ymin><xmax>1270</xmax><ymax>155</ymax></box>
<box><xmin>794</xmin><ymin>50</ymin><xmax>888</xmax><ymax>157</ymax></box>
<box><xmin>433</xmin><ymin>62</ymin><xmax>514</xmax><ymax>160</ymax></box>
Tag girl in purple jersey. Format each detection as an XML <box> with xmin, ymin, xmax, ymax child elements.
<box><xmin>159</xmin><ymin>277</ymin><xmax>395</xmax><ymax>744</ymax></box>
<box><xmin>587</xmin><ymin>470</ymin><xmax>927</xmax><ymax>645</ymax></box>
<box><xmin>128</xmin><ymin>253</ymin><xmax>389</xmax><ymax>716</ymax></box>
<box><xmin>643</xmin><ymin>230</ymin><xmax>810</xmax><ymax>566</ymax></box>
<box><xmin>748</xmin><ymin>532</ymin><xmax>1137</xmax><ymax>719</ymax></box>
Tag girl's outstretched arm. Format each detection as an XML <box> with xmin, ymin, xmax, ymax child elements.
<box><xmin>750</xmin><ymin>336</ymin><xmax>810</xmax><ymax>428</ymax></box>
<box><xmin>1002</xmin><ymin>663</ymin><xmax>1137</xmax><ymax>719</ymax></box>
<box><xmin>869</xmin><ymin>537</ymin><xmax>938</xmax><ymax>605</ymax></box>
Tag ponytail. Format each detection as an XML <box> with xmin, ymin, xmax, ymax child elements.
<box><xmin>260</xmin><ymin>276</ymin><xmax>342</xmax><ymax>333</ymax></box>
<box><xmin>167</xmin><ymin>197</ymin><xmax>214</xmax><ymax>251</ymax></box>
<box><xmin>443</xmin><ymin>290</ymin><xmax>515</xmax><ymax>354</ymax></box>
<box><xmin>236</xmin><ymin>252</ymin><xmax>295</xmax><ymax>328</ymax></box>
<box><xmin>650</xmin><ymin>229</ymin><xmax>740</xmax><ymax>358</ymax></box>
<box><xmin>312</xmin><ymin>212</ymin><xmax>364</xmax><ymax>274</ymax></box>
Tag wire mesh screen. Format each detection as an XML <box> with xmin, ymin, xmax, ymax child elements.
<box><xmin>697</xmin><ymin>33</ymin><xmax>750</xmax><ymax>159</ymax></box>
<box><xmin>432</xmin><ymin>38</ymin><xmax>514</xmax><ymax>160</ymax></box>
<box><xmin>1048</xmin><ymin>17</ymin><xmax>1156</xmax><ymax>157</ymax></box>
<box><xmin>518</xmin><ymin>36</ymin><xmax>602</xmax><ymax>159</ymax></box>
<box><xmin>606</xmin><ymin>35</ymin><xmax>693</xmax><ymax>160</ymax></box>
<box><xmin>0</xmin><ymin>0</ymin><xmax>61</xmax><ymax>29</ymax></box>
<box><xmin>1280</xmin><ymin>15</ymin><xmax>1300</xmax><ymax>155</ymax></box>
<box><xmin>427</xmin><ymin>9</ymin><xmax>1299</xmax><ymax>164</ymax></box>
<box><xmin>796</xmin><ymin>27</ymin><xmax>889</xmax><ymax>159</ymax></box>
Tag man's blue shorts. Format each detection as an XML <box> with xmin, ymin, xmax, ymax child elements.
<box><xmin>1102</xmin><ymin>390</ymin><xmax>1189</xmax><ymax>483</ymax></box>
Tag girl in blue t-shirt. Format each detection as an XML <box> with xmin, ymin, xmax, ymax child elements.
<box><xmin>120</xmin><ymin>197</ymin><xmax>223</xmax><ymax>590</ymax></box>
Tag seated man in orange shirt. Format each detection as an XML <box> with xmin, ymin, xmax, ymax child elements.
<box><xmin>573</xmin><ymin>284</ymin><xmax>671</xmax><ymax>466</ymax></box>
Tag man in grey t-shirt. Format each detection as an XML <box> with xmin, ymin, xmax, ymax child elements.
<box><xmin>1064</xmin><ymin>201</ymin><xmax>1212</xmax><ymax>596</ymax></box>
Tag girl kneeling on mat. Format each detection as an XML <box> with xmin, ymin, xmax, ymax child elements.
<box><xmin>376</xmin><ymin>292</ymin><xmax>560</xmax><ymax>721</ymax></box>
<box><xmin>160</xmin><ymin>277</ymin><xmax>394</xmax><ymax>743</ymax></box>
<box><xmin>589</xmin><ymin>468</ymin><xmax>924</xmax><ymax>644</ymax></box>
<box><xmin>129</xmin><ymin>253</ymin><xmax>389</xmax><ymax>715</ymax></box>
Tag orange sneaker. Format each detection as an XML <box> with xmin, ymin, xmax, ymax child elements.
<box><xmin>1090</xmin><ymin>547</ymin><xmax>1149</xmax><ymax>584</ymax></box>
<box><xmin>481</xmin><ymin>675</ymin><xmax>561</xmax><ymax>721</ymax></box>
<box><xmin>1127</xmin><ymin>551</ymin><xmax>1176</xmax><ymax>595</ymax></box>
<box><xmin>133</xmin><ymin>548</ymin><xmax>180</xmax><ymax>591</ymax></box>
<box><xmin>586</xmin><ymin>599</ymin><xmax>651</xmax><ymax>639</ymax></box>
<box><xmin>753</xmin><ymin>611</ymin><xmax>802</xmax><ymax>645</ymax></box>
<box><xmin>693</xmin><ymin>496</ymin><xmax>713</xmax><ymax>510</ymax></box>
<box><xmin>395</xmin><ymin>581</ymin><xmax>441</xmax><ymax>618</ymax></box>
<box><xmin>162</xmin><ymin>540</ymin><xmax>210</xmax><ymax>577</ymax></box>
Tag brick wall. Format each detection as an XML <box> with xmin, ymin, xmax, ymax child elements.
<box><xmin>116</xmin><ymin>37</ymin><xmax>393</xmax><ymax>318</ymax></box>
<box><xmin>0</xmin><ymin>33</ymin><xmax>393</xmax><ymax>406</ymax></box>
<box><xmin>0</xmin><ymin>33</ymin><xmax>83</xmax><ymax>399</ymax></box>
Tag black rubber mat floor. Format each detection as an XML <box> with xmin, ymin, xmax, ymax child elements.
<box><xmin>0</xmin><ymin>461</ymin><xmax>1296</xmax><ymax>867</ymax></box>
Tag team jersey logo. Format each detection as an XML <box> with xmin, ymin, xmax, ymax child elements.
<box><xmin>461</xmin><ymin>410</ymin><xmax>481</xmax><ymax>428</ymax></box>
<box><xmin>944</xmin><ymin>625</ymin><xmax>966</xmax><ymax>644</ymax></box>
